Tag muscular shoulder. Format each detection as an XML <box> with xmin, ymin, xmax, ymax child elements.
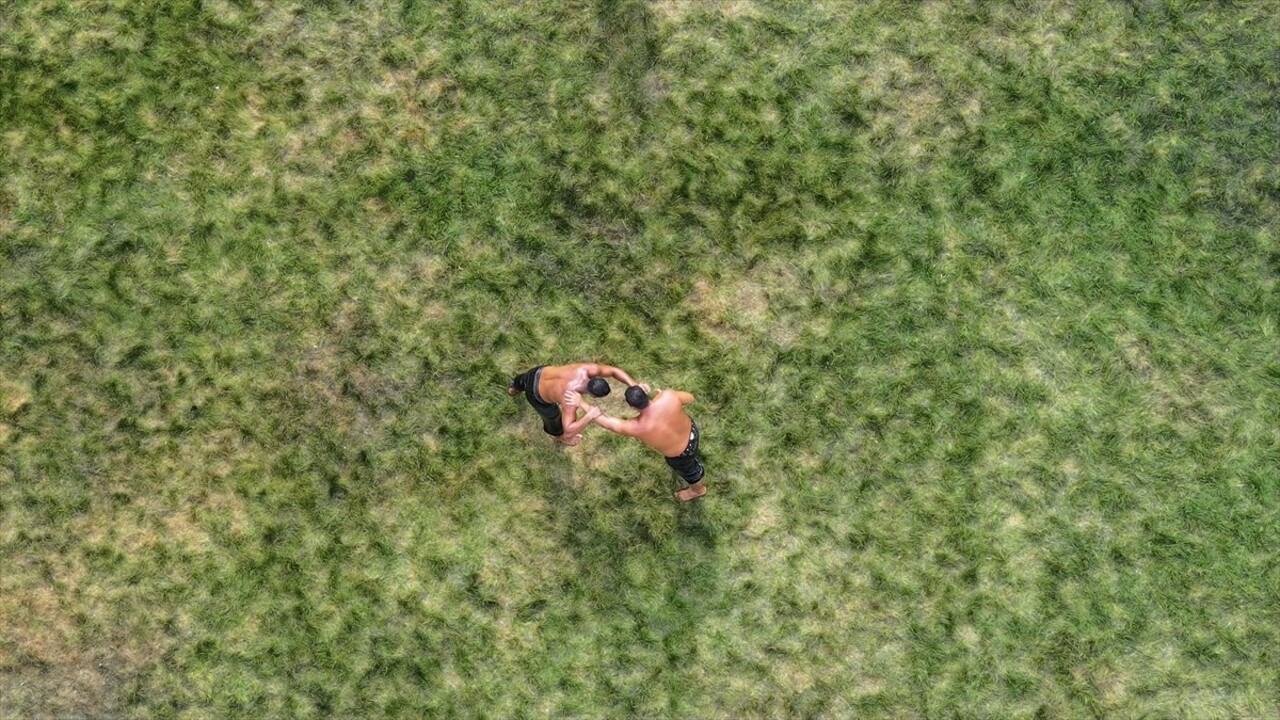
<box><xmin>651</xmin><ymin>390</ymin><xmax>683</xmax><ymax>409</ymax></box>
<box><xmin>545</xmin><ymin>364</ymin><xmax>586</xmax><ymax>380</ymax></box>
<box><xmin>627</xmin><ymin>412</ymin><xmax>659</xmax><ymax>438</ymax></box>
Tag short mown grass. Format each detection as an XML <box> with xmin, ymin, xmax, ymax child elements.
<box><xmin>2</xmin><ymin>0</ymin><xmax>1278</xmax><ymax>716</ymax></box>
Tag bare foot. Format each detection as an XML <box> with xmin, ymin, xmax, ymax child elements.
<box><xmin>507</xmin><ymin>385</ymin><xmax>520</xmax><ymax>396</ymax></box>
<box><xmin>557</xmin><ymin>434</ymin><xmax>583</xmax><ymax>447</ymax></box>
<box><xmin>675</xmin><ymin>480</ymin><xmax>706</xmax><ymax>501</ymax></box>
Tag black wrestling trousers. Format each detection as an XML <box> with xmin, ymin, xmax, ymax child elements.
<box><xmin>664</xmin><ymin>422</ymin><xmax>704</xmax><ymax>484</ymax></box>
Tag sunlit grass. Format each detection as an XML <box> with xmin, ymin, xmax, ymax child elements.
<box><xmin>2</xmin><ymin>0</ymin><xmax>1278</xmax><ymax>716</ymax></box>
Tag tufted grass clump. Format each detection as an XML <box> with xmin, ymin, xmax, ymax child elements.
<box><xmin>2</xmin><ymin>0</ymin><xmax>1277</xmax><ymax>716</ymax></box>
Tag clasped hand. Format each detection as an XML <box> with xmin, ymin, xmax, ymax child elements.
<box><xmin>563</xmin><ymin>390</ymin><xmax>601</xmax><ymax>418</ymax></box>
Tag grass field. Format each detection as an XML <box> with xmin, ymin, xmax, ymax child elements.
<box><xmin>2</xmin><ymin>0</ymin><xmax>1279</xmax><ymax>716</ymax></box>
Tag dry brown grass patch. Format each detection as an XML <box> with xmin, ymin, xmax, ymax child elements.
<box><xmin>0</xmin><ymin>376</ymin><xmax>32</xmax><ymax>416</ymax></box>
<box><xmin>1116</xmin><ymin>332</ymin><xmax>1152</xmax><ymax>376</ymax></box>
<box><xmin>743</xmin><ymin>493</ymin><xmax>781</xmax><ymax>539</ymax></box>
<box><xmin>688</xmin><ymin>257</ymin><xmax>804</xmax><ymax>346</ymax></box>
<box><xmin>650</xmin><ymin>0</ymin><xmax>694</xmax><ymax>25</ymax></box>
<box><xmin>854</xmin><ymin>51</ymin><xmax>965</xmax><ymax>163</ymax></box>
<box><xmin>0</xmin><ymin>566</ymin><xmax>162</xmax><ymax>718</ymax></box>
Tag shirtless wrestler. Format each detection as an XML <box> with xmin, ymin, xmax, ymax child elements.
<box><xmin>507</xmin><ymin>362</ymin><xmax>639</xmax><ymax>446</ymax></box>
<box><xmin>567</xmin><ymin>384</ymin><xmax>706</xmax><ymax>501</ymax></box>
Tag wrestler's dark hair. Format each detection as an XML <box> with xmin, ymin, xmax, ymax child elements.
<box><xmin>625</xmin><ymin>385</ymin><xmax>650</xmax><ymax>409</ymax></box>
<box><xmin>586</xmin><ymin>377</ymin><xmax>610</xmax><ymax>397</ymax></box>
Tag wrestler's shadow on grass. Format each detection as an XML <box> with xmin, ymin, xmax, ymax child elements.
<box><xmin>539</xmin><ymin>451</ymin><xmax>722</xmax><ymax>662</ymax></box>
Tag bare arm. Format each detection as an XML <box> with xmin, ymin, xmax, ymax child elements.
<box><xmin>591</xmin><ymin>413</ymin><xmax>642</xmax><ymax>437</ymax></box>
<box><xmin>560</xmin><ymin>390</ymin><xmax>601</xmax><ymax>436</ymax></box>
<box><xmin>562</xmin><ymin>404</ymin><xmax>601</xmax><ymax>436</ymax></box>
<box><xmin>593</xmin><ymin>364</ymin><xmax>639</xmax><ymax>388</ymax></box>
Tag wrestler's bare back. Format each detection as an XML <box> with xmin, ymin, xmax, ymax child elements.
<box><xmin>536</xmin><ymin>364</ymin><xmax>594</xmax><ymax>409</ymax></box>
<box><xmin>629</xmin><ymin>391</ymin><xmax>695</xmax><ymax>457</ymax></box>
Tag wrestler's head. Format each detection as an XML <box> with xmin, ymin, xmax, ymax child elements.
<box><xmin>586</xmin><ymin>377</ymin><xmax>611</xmax><ymax>397</ymax></box>
<box><xmin>625</xmin><ymin>385</ymin><xmax>650</xmax><ymax>409</ymax></box>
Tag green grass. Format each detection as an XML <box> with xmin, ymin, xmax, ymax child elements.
<box><xmin>2</xmin><ymin>0</ymin><xmax>1278</xmax><ymax>716</ymax></box>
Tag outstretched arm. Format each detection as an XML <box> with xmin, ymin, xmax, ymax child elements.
<box><xmin>560</xmin><ymin>390</ymin><xmax>602</xmax><ymax>436</ymax></box>
<box><xmin>593</xmin><ymin>364</ymin><xmax>639</xmax><ymax>388</ymax></box>
<box><xmin>592</xmin><ymin>413</ymin><xmax>641</xmax><ymax>437</ymax></box>
<box><xmin>562</xmin><ymin>404</ymin><xmax>601</xmax><ymax>436</ymax></box>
